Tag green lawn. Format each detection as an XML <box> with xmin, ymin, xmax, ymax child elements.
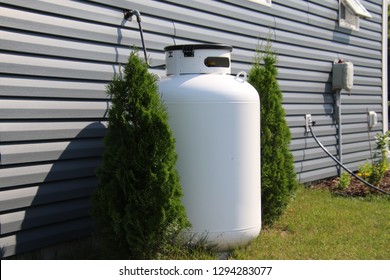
<box><xmin>231</xmin><ymin>187</ymin><xmax>390</xmax><ymax>260</ymax></box>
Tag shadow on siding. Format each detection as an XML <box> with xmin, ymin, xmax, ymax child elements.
<box><xmin>1</xmin><ymin>122</ymin><xmax>106</xmax><ymax>259</ymax></box>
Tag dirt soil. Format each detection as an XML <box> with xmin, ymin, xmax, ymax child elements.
<box><xmin>310</xmin><ymin>170</ymin><xmax>390</xmax><ymax>197</ymax></box>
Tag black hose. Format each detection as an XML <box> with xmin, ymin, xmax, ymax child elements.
<box><xmin>309</xmin><ymin>125</ymin><xmax>390</xmax><ymax>196</ymax></box>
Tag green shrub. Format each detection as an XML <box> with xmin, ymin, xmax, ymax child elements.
<box><xmin>248</xmin><ymin>40</ymin><xmax>298</xmax><ymax>225</ymax></box>
<box><xmin>91</xmin><ymin>51</ymin><xmax>189</xmax><ymax>259</ymax></box>
<box><xmin>358</xmin><ymin>132</ymin><xmax>390</xmax><ymax>186</ymax></box>
<box><xmin>373</xmin><ymin>131</ymin><xmax>390</xmax><ymax>174</ymax></box>
<box><xmin>338</xmin><ymin>172</ymin><xmax>351</xmax><ymax>190</ymax></box>
<box><xmin>358</xmin><ymin>162</ymin><xmax>371</xmax><ymax>181</ymax></box>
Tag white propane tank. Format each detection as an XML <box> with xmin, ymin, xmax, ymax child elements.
<box><xmin>158</xmin><ymin>44</ymin><xmax>261</xmax><ymax>251</ymax></box>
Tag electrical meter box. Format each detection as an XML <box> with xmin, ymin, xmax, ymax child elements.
<box><xmin>332</xmin><ymin>60</ymin><xmax>353</xmax><ymax>91</ymax></box>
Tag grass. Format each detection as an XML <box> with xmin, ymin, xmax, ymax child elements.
<box><xmin>231</xmin><ymin>186</ymin><xmax>390</xmax><ymax>260</ymax></box>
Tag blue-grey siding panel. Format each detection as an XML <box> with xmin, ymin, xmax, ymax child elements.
<box><xmin>0</xmin><ymin>0</ymin><xmax>385</xmax><ymax>257</ymax></box>
<box><xmin>0</xmin><ymin>218</ymin><xmax>94</xmax><ymax>258</ymax></box>
<box><xmin>1</xmin><ymin>139</ymin><xmax>104</xmax><ymax>165</ymax></box>
<box><xmin>0</xmin><ymin>178</ymin><xmax>98</xmax><ymax>212</ymax></box>
<box><xmin>0</xmin><ymin>77</ymin><xmax>108</xmax><ymax>99</ymax></box>
<box><xmin>0</xmin><ymin>159</ymin><xmax>101</xmax><ymax>189</ymax></box>
<box><xmin>1</xmin><ymin>198</ymin><xmax>91</xmax><ymax>235</ymax></box>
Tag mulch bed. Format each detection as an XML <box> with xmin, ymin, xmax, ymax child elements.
<box><xmin>309</xmin><ymin>170</ymin><xmax>390</xmax><ymax>197</ymax></box>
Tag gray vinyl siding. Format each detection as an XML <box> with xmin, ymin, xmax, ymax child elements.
<box><xmin>0</xmin><ymin>0</ymin><xmax>385</xmax><ymax>257</ymax></box>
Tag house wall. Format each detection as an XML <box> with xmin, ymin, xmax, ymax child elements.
<box><xmin>0</xmin><ymin>0</ymin><xmax>385</xmax><ymax>257</ymax></box>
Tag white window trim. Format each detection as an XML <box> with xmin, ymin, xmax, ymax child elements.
<box><xmin>339</xmin><ymin>0</ymin><xmax>372</xmax><ymax>31</ymax></box>
<box><xmin>247</xmin><ymin>0</ymin><xmax>271</xmax><ymax>7</ymax></box>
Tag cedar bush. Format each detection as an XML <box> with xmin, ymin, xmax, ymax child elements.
<box><xmin>248</xmin><ymin>41</ymin><xmax>298</xmax><ymax>225</ymax></box>
<box><xmin>92</xmin><ymin>51</ymin><xmax>189</xmax><ymax>259</ymax></box>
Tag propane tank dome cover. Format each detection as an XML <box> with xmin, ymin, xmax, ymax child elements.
<box><xmin>164</xmin><ymin>44</ymin><xmax>233</xmax><ymax>76</ymax></box>
<box><xmin>164</xmin><ymin>44</ymin><xmax>233</xmax><ymax>52</ymax></box>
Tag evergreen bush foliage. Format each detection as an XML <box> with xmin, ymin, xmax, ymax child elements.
<box><xmin>92</xmin><ymin>51</ymin><xmax>189</xmax><ymax>259</ymax></box>
<box><xmin>248</xmin><ymin>41</ymin><xmax>298</xmax><ymax>225</ymax></box>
